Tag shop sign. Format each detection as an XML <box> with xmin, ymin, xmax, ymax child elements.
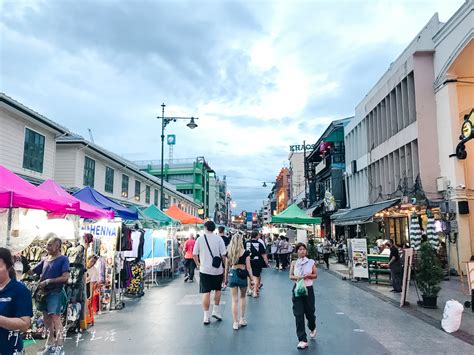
<box><xmin>290</xmin><ymin>144</ymin><xmax>315</xmax><ymax>152</ymax></box>
<box><xmin>350</xmin><ymin>238</ymin><xmax>368</xmax><ymax>279</ymax></box>
<box><xmin>82</xmin><ymin>222</ymin><xmax>120</xmax><ymax>238</ymax></box>
<box><xmin>167</xmin><ymin>134</ymin><xmax>176</xmax><ymax>145</ymax></box>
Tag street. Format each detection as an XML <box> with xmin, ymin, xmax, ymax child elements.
<box><xmin>44</xmin><ymin>267</ymin><xmax>473</xmax><ymax>355</ymax></box>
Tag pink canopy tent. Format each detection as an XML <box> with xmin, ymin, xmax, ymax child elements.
<box><xmin>38</xmin><ymin>179</ymin><xmax>114</xmax><ymax>220</ymax></box>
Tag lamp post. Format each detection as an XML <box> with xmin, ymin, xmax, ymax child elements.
<box><xmin>158</xmin><ymin>103</ymin><xmax>198</xmax><ymax>210</ymax></box>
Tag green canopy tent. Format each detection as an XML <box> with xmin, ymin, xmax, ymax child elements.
<box><xmin>271</xmin><ymin>204</ymin><xmax>322</xmax><ymax>225</ymax></box>
<box><xmin>142</xmin><ymin>204</ymin><xmax>179</xmax><ymax>227</ymax></box>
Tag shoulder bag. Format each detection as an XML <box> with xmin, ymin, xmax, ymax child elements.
<box><xmin>204</xmin><ymin>235</ymin><xmax>223</xmax><ymax>268</ymax></box>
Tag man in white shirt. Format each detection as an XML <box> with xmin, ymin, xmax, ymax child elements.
<box><xmin>193</xmin><ymin>221</ymin><xmax>227</xmax><ymax>324</ymax></box>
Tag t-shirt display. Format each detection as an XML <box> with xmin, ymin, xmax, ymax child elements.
<box><xmin>0</xmin><ymin>279</ymin><xmax>33</xmax><ymax>355</ymax></box>
<box><xmin>193</xmin><ymin>233</ymin><xmax>227</xmax><ymax>275</ymax></box>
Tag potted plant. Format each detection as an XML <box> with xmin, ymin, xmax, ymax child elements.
<box><xmin>416</xmin><ymin>241</ymin><xmax>444</xmax><ymax>308</ymax></box>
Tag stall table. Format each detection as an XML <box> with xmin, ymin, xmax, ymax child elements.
<box><xmin>367</xmin><ymin>254</ymin><xmax>391</xmax><ymax>285</ymax></box>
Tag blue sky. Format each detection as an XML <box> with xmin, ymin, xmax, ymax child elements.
<box><xmin>0</xmin><ymin>0</ymin><xmax>464</xmax><ymax>211</ymax></box>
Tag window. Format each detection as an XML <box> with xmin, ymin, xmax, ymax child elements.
<box><xmin>145</xmin><ymin>185</ymin><xmax>151</xmax><ymax>204</ymax></box>
<box><xmin>135</xmin><ymin>180</ymin><xmax>141</xmax><ymax>201</ymax></box>
<box><xmin>83</xmin><ymin>157</ymin><xmax>95</xmax><ymax>187</ymax></box>
<box><xmin>122</xmin><ymin>175</ymin><xmax>129</xmax><ymax>198</ymax></box>
<box><xmin>154</xmin><ymin>189</ymin><xmax>159</xmax><ymax>206</ymax></box>
<box><xmin>22</xmin><ymin>128</ymin><xmax>45</xmax><ymax>173</ymax></box>
<box><xmin>105</xmin><ymin>167</ymin><xmax>114</xmax><ymax>193</ymax></box>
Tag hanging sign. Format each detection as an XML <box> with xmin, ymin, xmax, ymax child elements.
<box><xmin>350</xmin><ymin>238</ymin><xmax>368</xmax><ymax>278</ymax></box>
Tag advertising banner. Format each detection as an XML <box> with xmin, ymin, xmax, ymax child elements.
<box><xmin>400</xmin><ymin>248</ymin><xmax>413</xmax><ymax>307</ymax></box>
<box><xmin>351</xmin><ymin>238</ymin><xmax>368</xmax><ymax>278</ymax></box>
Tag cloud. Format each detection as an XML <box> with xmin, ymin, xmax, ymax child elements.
<box><xmin>0</xmin><ymin>0</ymin><xmax>465</xmax><ymax>211</ymax></box>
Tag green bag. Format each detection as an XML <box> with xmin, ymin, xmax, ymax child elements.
<box><xmin>293</xmin><ymin>279</ymin><xmax>308</xmax><ymax>297</ymax></box>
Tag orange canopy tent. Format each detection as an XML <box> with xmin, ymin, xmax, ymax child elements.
<box><xmin>165</xmin><ymin>204</ymin><xmax>204</xmax><ymax>225</ymax></box>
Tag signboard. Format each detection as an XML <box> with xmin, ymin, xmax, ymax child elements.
<box><xmin>246</xmin><ymin>221</ymin><xmax>253</xmax><ymax>230</ymax></box>
<box><xmin>167</xmin><ymin>134</ymin><xmax>176</xmax><ymax>145</ymax></box>
<box><xmin>246</xmin><ymin>213</ymin><xmax>253</xmax><ymax>222</ymax></box>
<box><xmin>350</xmin><ymin>239</ymin><xmax>368</xmax><ymax>278</ymax></box>
<box><xmin>289</xmin><ymin>144</ymin><xmax>315</xmax><ymax>152</ymax></box>
<box><xmin>82</xmin><ymin>222</ymin><xmax>120</xmax><ymax>238</ymax></box>
<box><xmin>400</xmin><ymin>248</ymin><xmax>414</xmax><ymax>307</ymax></box>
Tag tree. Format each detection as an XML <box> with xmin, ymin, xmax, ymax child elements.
<box><xmin>416</xmin><ymin>242</ymin><xmax>443</xmax><ymax>297</ymax></box>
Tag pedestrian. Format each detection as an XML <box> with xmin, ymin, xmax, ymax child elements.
<box><xmin>0</xmin><ymin>247</ymin><xmax>33</xmax><ymax>355</ymax></box>
<box><xmin>218</xmin><ymin>226</ymin><xmax>231</xmax><ymax>248</ymax></box>
<box><xmin>280</xmin><ymin>237</ymin><xmax>290</xmax><ymax>270</ymax></box>
<box><xmin>322</xmin><ymin>237</ymin><xmax>331</xmax><ymax>269</ymax></box>
<box><xmin>224</xmin><ymin>233</ymin><xmax>254</xmax><ymax>330</ymax></box>
<box><xmin>274</xmin><ymin>238</ymin><xmax>281</xmax><ymax>269</ymax></box>
<box><xmin>193</xmin><ymin>221</ymin><xmax>227</xmax><ymax>324</ymax></box>
<box><xmin>245</xmin><ymin>230</ymin><xmax>269</xmax><ymax>298</ymax></box>
<box><xmin>183</xmin><ymin>234</ymin><xmax>196</xmax><ymax>282</ymax></box>
<box><xmin>33</xmin><ymin>237</ymin><xmax>70</xmax><ymax>355</ymax></box>
<box><xmin>387</xmin><ymin>240</ymin><xmax>402</xmax><ymax>293</ymax></box>
<box><xmin>289</xmin><ymin>243</ymin><xmax>317</xmax><ymax>350</ymax></box>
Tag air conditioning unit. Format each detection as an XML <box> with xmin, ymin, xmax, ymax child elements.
<box><xmin>351</xmin><ymin>160</ymin><xmax>357</xmax><ymax>174</ymax></box>
<box><xmin>436</xmin><ymin>177</ymin><xmax>448</xmax><ymax>192</ymax></box>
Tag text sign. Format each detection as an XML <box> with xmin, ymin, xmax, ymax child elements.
<box><xmin>351</xmin><ymin>238</ymin><xmax>368</xmax><ymax>279</ymax></box>
<box><xmin>82</xmin><ymin>222</ymin><xmax>120</xmax><ymax>238</ymax></box>
<box><xmin>290</xmin><ymin>144</ymin><xmax>315</xmax><ymax>152</ymax></box>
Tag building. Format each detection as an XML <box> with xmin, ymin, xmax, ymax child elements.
<box><xmin>275</xmin><ymin>167</ymin><xmax>291</xmax><ymax>213</ymax></box>
<box><xmin>136</xmin><ymin>157</ymin><xmax>226</xmax><ymax>219</ymax></box>
<box><xmin>306</xmin><ymin>117</ymin><xmax>352</xmax><ymax>237</ymax></box>
<box><xmin>262</xmin><ymin>199</ymin><xmax>272</xmax><ymax>225</ymax></box>
<box><xmin>288</xmin><ymin>147</ymin><xmax>313</xmax><ymax>206</ymax></box>
<box><xmin>432</xmin><ymin>0</ymin><xmax>473</xmax><ymax>268</ymax></box>
<box><xmin>339</xmin><ymin>1</ymin><xmax>473</xmax><ymax>264</ymax></box>
<box><xmin>0</xmin><ymin>93</ymin><xmax>199</xmax><ymax>215</ymax></box>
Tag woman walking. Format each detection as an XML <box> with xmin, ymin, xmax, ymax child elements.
<box><xmin>289</xmin><ymin>243</ymin><xmax>317</xmax><ymax>350</ymax></box>
<box><xmin>224</xmin><ymin>234</ymin><xmax>254</xmax><ymax>330</ymax></box>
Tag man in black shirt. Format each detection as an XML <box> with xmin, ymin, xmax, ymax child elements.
<box><xmin>387</xmin><ymin>240</ymin><xmax>402</xmax><ymax>293</ymax></box>
<box><xmin>218</xmin><ymin>226</ymin><xmax>231</xmax><ymax>248</ymax></box>
<box><xmin>245</xmin><ymin>230</ymin><xmax>269</xmax><ymax>298</ymax></box>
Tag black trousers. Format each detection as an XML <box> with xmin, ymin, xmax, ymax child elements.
<box><xmin>281</xmin><ymin>253</ymin><xmax>289</xmax><ymax>269</ymax></box>
<box><xmin>323</xmin><ymin>253</ymin><xmax>330</xmax><ymax>269</ymax></box>
<box><xmin>390</xmin><ymin>262</ymin><xmax>402</xmax><ymax>292</ymax></box>
<box><xmin>292</xmin><ymin>285</ymin><xmax>316</xmax><ymax>342</ymax></box>
<box><xmin>275</xmin><ymin>253</ymin><xmax>280</xmax><ymax>268</ymax></box>
<box><xmin>184</xmin><ymin>259</ymin><xmax>196</xmax><ymax>280</ymax></box>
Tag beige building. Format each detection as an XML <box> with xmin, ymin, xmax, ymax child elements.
<box><xmin>0</xmin><ymin>93</ymin><xmax>199</xmax><ymax>215</ymax></box>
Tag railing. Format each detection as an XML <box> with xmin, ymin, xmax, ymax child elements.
<box><xmin>134</xmin><ymin>158</ymin><xmax>200</xmax><ymax>169</ymax></box>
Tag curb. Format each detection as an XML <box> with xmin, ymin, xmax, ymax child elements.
<box><xmin>323</xmin><ymin>268</ymin><xmax>474</xmax><ymax>346</ymax></box>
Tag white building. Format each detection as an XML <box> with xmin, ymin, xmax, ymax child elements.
<box><xmin>0</xmin><ymin>93</ymin><xmax>199</xmax><ymax>216</ymax></box>
<box><xmin>288</xmin><ymin>147</ymin><xmax>313</xmax><ymax>206</ymax></box>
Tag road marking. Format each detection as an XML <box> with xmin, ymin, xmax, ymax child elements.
<box><xmin>336</xmin><ymin>312</ymin><xmax>345</xmax><ymax>315</ymax></box>
<box><xmin>177</xmin><ymin>294</ymin><xmax>227</xmax><ymax>306</ymax></box>
<box><xmin>353</xmin><ymin>329</ymin><xmax>365</xmax><ymax>332</ymax></box>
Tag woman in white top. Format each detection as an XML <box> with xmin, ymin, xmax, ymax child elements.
<box><xmin>289</xmin><ymin>243</ymin><xmax>317</xmax><ymax>350</ymax></box>
<box><xmin>224</xmin><ymin>234</ymin><xmax>254</xmax><ymax>330</ymax></box>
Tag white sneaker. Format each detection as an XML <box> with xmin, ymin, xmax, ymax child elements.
<box><xmin>40</xmin><ymin>346</ymin><xmax>55</xmax><ymax>355</ymax></box>
<box><xmin>203</xmin><ymin>311</ymin><xmax>210</xmax><ymax>324</ymax></box>
<box><xmin>239</xmin><ymin>318</ymin><xmax>247</xmax><ymax>327</ymax></box>
<box><xmin>247</xmin><ymin>289</ymin><xmax>253</xmax><ymax>296</ymax></box>
<box><xmin>233</xmin><ymin>321</ymin><xmax>239</xmax><ymax>330</ymax></box>
<box><xmin>297</xmin><ymin>341</ymin><xmax>308</xmax><ymax>349</ymax></box>
<box><xmin>212</xmin><ymin>305</ymin><xmax>222</xmax><ymax>321</ymax></box>
<box><xmin>309</xmin><ymin>329</ymin><xmax>317</xmax><ymax>339</ymax></box>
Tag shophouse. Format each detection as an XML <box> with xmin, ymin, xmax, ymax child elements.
<box><xmin>275</xmin><ymin>167</ymin><xmax>291</xmax><ymax>213</ymax></box>
<box><xmin>288</xmin><ymin>148</ymin><xmax>312</xmax><ymax>206</ymax></box>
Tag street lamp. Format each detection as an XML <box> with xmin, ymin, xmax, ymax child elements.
<box><xmin>157</xmin><ymin>103</ymin><xmax>198</xmax><ymax>210</ymax></box>
<box><xmin>262</xmin><ymin>181</ymin><xmax>276</xmax><ymax>188</ymax></box>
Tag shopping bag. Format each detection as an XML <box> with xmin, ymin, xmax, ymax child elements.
<box><xmin>441</xmin><ymin>299</ymin><xmax>463</xmax><ymax>333</ymax></box>
<box><xmin>293</xmin><ymin>279</ymin><xmax>308</xmax><ymax>297</ymax></box>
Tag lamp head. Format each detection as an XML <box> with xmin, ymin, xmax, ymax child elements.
<box><xmin>187</xmin><ymin>117</ymin><xmax>198</xmax><ymax>129</ymax></box>
<box><xmin>262</xmin><ymin>182</ymin><xmax>267</xmax><ymax>187</ymax></box>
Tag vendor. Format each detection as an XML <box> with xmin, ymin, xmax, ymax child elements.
<box><xmin>0</xmin><ymin>247</ymin><xmax>33</xmax><ymax>355</ymax></box>
<box><xmin>33</xmin><ymin>237</ymin><xmax>70</xmax><ymax>355</ymax></box>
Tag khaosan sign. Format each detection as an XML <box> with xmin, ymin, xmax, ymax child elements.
<box><xmin>289</xmin><ymin>144</ymin><xmax>315</xmax><ymax>152</ymax></box>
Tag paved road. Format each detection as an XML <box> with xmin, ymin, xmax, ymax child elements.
<box><xmin>51</xmin><ymin>267</ymin><xmax>472</xmax><ymax>355</ymax></box>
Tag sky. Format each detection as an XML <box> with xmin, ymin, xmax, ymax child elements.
<box><xmin>0</xmin><ymin>0</ymin><xmax>465</xmax><ymax>212</ymax></box>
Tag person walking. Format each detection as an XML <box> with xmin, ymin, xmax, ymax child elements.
<box><xmin>289</xmin><ymin>243</ymin><xmax>317</xmax><ymax>350</ymax></box>
<box><xmin>33</xmin><ymin>237</ymin><xmax>70</xmax><ymax>355</ymax></box>
<box><xmin>245</xmin><ymin>230</ymin><xmax>269</xmax><ymax>298</ymax></box>
<box><xmin>183</xmin><ymin>234</ymin><xmax>196</xmax><ymax>282</ymax></box>
<box><xmin>322</xmin><ymin>237</ymin><xmax>332</xmax><ymax>269</ymax></box>
<box><xmin>193</xmin><ymin>221</ymin><xmax>227</xmax><ymax>324</ymax></box>
<box><xmin>280</xmin><ymin>237</ymin><xmax>290</xmax><ymax>270</ymax></box>
<box><xmin>224</xmin><ymin>234</ymin><xmax>253</xmax><ymax>330</ymax></box>
<box><xmin>0</xmin><ymin>248</ymin><xmax>33</xmax><ymax>355</ymax></box>
<box><xmin>218</xmin><ymin>226</ymin><xmax>231</xmax><ymax>248</ymax></box>
<box><xmin>387</xmin><ymin>239</ymin><xmax>402</xmax><ymax>293</ymax></box>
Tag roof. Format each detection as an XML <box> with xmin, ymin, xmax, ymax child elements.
<box><xmin>307</xmin><ymin>117</ymin><xmax>353</xmax><ymax>161</ymax></box>
<box><xmin>271</xmin><ymin>204</ymin><xmax>322</xmax><ymax>225</ymax></box>
<box><xmin>0</xmin><ymin>93</ymin><xmax>70</xmax><ymax>134</ymax></box>
<box><xmin>56</xmin><ymin>135</ymin><xmax>198</xmax><ymax>206</ymax></box>
<box><xmin>332</xmin><ymin>198</ymin><xmax>400</xmax><ymax>226</ymax></box>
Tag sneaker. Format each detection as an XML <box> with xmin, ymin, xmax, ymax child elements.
<box><xmin>188</xmin><ymin>279</ymin><xmax>194</xmax><ymax>283</ymax></box>
<box><xmin>309</xmin><ymin>329</ymin><xmax>317</xmax><ymax>339</ymax></box>
<box><xmin>54</xmin><ymin>346</ymin><xmax>65</xmax><ymax>355</ymax></box>
<box><xmin>184</xmin><ymin>275</ymin><xmax>189</xmax><ymax>282</ymax></box>
<box><xmin>252</xmin><ymin>291</ymin><xmax>259</xmax><ymax>298</ymax></box>
<box><xmin>239</xmin><ymin>318</ymin><xmax>247</xmax><ymax>327</ymax></box>
<box><xmin>212</xmin><ymin>305</ymin><xmax>222</xmax><ymax>321</ymax></box>
<box><xmin>40</xmin><ymin>346</ymin><xmax>55</xmax><ymax>355</ymax></box>
<box><xmin>297</xmin><ymin>341</ymin><xmax>308</xmax><ymax>349</ymax></box>
<box><xmin>203</xmin><ymin>311</ymin><xmax>210</xmax><ymax>325</ymax></box>
<box><xmin>247</xmin><ymin>289</ymin><xmax>253</xmax><ymax>296</ymax></box>
<box><xmin>233</xmin><ymin>322</ymin><xmax>239</xmax><ymax>330</ymax></box>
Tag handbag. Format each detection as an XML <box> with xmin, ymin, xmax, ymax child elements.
<box><xmin>33</xmin><ymin>286</ymin><xmax>50</xmax><ymax>304</ymax></box>
<box><xmin>204</xmin><ymin>235</ymin><xmax>222</xmax><ymax>268</ymax></box>
<box><xmin>293</xmin><ymin>279</ymin><xmax>308</xmax><ymax>297</ymax></box>
<box><xmin>235</xmin><ymin>268</ymin><xmax>249</xmax><ymax>279</ymax></box>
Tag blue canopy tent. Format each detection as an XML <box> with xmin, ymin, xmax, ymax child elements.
<box><xmin>73</xmin><ymin>186</ymin><xmax>138</xmax><ymax>220</ymax></box>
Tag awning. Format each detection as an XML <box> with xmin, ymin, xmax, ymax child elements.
<box><xmin>332</xmin><ymin>199</ymin><xmax>400</xmax><ymax>226</ymax></box>
<box><xmin>305</xmin><ymin>200</ymin><xmax>323</xmax><ymax>216</ymax></box>
<box><xmin>272</xmin><ymin>204</ymin><xmax>322</xmax><ymax>225</ymax></box>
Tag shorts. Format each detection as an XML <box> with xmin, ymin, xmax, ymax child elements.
<box><xmin>228</xmin><ymin>268</ymin><xmax>248</xmax><ymax>289</ymax></box>
<box><xmin>251</xmin><ymin>260</ymin><xmax>262</xmax><ymax>278</ymax></box>
<box><xmin>37</xmin><ymin>289</ymin><xmax>67</xmax><ymax>315</ymax></box>
<box><xmin>199</xmin><ymin>272</ymin><xmax>224</xmax><ymax>293</ymax></box>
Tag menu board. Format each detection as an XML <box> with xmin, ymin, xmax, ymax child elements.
<box><xmin>351</xmin><ymin>238</ymin><xmax>368</xmax><ymax>278</ymax></box>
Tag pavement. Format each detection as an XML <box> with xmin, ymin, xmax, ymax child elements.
<box><xmin>25</xmin><ymin>264</ymin><xmax>473</xmax><ymax>355</ymax></box>
<box><xmin>327</xmin><ymin>258</ymin><xmax>474</xmax><ymax>341</ymax></box>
